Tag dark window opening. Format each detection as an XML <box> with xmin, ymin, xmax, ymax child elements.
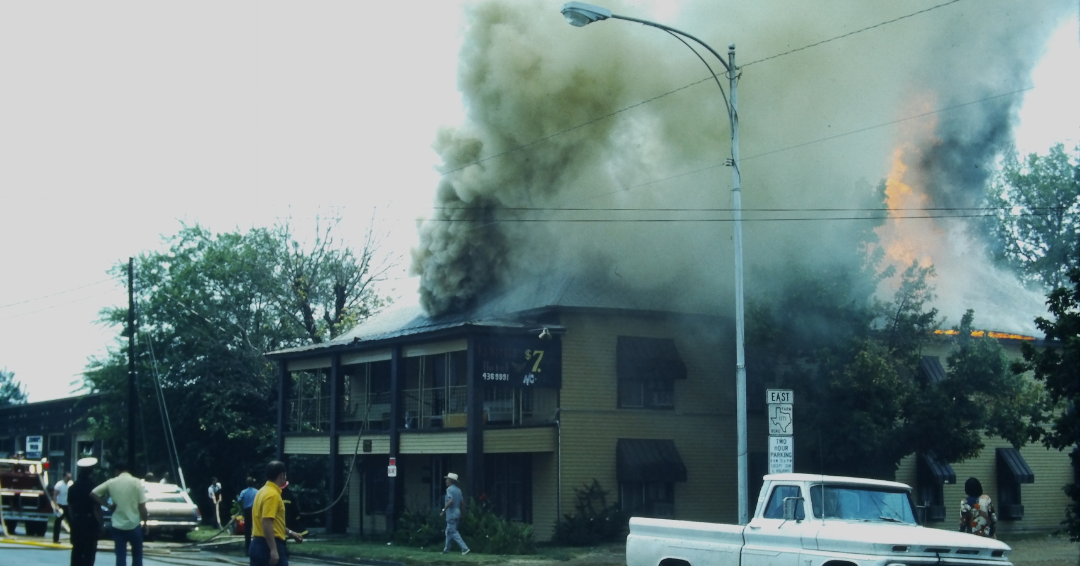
<box><xmin>617</xmin><ymin>337</ymin><xmax>685</xmax><ymax>410</ymax></box>
<box><xmin>364</xmin><ymin>458</ymin><xmax>390</xmax><ymax>515</ymax></box>
<box><xmin>341</xmin><ymin>360</ymin><xmax>392</xmax><ymax>432</ymax></box>
<box><xmin>483</xmin><ymin>453</ymin><xmax>531</xmax><ymax>522</ymax></box>
<box><xmin>916</xmin><ymin>452</ymin><xmax>955</xmax><ymax>522</ymax></box>
<box><xmin>997</xmin><ymin>448</ymin><xmax>1033</xmax><ymax>520</ymax></box>
<box><xmin>287</xmin><ymin>369</ymin><xmax>330</xmax><ymax>433</ymax></box>
<box><xmin>621</xmin><ymin>481</ymin><xmax>674</xmax><ymax>518</ymax></box>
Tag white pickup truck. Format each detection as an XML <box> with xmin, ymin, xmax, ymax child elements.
<box><xmin>627</xmin><ymin>473</ymin><xmax>1012</xmax><ymax>566</ymax></box>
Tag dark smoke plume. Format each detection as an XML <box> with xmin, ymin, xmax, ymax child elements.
<box><xmin>412</xmin><ymin>0</ymin><xmax>1072</xmax><ymax>327</ymax></box>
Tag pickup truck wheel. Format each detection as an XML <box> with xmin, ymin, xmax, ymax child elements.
<box><xmin>659</xmin><ymin>560</ymin><xmax>692</xmax><ymax>566</ymax></box>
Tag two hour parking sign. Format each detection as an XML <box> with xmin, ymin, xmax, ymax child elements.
<box><xmin>767</xmin><ymin>389</ymin><xmax>794</xmax><ymax>473</ymax></box>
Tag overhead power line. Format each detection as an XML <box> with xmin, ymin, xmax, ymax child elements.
<box><xmin>438</xmin><ymin>0</ymin><xmax>969</xmax><ymax>177</ymax></box>
<box><xmin>0</xmin><ymin>276</ymin><xmax>119</xmax><ymax>310</ymax></box>
<box><xmin>742</xmin><ymin>0</ymin><xmax>964</xmax><ymax>67</ymax></box>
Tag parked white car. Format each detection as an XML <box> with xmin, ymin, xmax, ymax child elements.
<box><xmin>627</xmin><ymin>473</ymin><xmax>1012</xmax><ymax>566</ymax></box>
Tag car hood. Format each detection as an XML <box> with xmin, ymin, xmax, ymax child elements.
<box><xmin>814</xmin><ymin>521</ymin><xmax>1011</xmax><ymax>562</ymax></box>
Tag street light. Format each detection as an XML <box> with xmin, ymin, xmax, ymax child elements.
<box><xmin>561</xmin><ymin>1</ymin><xmax>750</xmax><ymax>525</ymax></box>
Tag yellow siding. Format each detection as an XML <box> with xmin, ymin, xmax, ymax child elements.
<box><xmin>484</xmin><ymin>427</ymin><xmax>557</xmax><ymax>453</ymax></box>
<box><xmin>532</xmin><ymin>452</ymin><xmax>558</xmax><ymax>541</ymax></box>
<box><xmin>284</xmin><ymin>435</ymin><xmax>330</xmax><ymax>455</ymax></box>
<box><xmin>338</xmin><ymin>434</ymin><xmax>390</xmax><ymax>455</ymax></box>
<box><xmin>401</xmin><ymin>432</ymin><xmax>467</xmax><ymax>454</ymax></box>
<box><xmin>555</xmin><ymin>312</ymin><xmax>738</xmax><ymax>530</ymax></box>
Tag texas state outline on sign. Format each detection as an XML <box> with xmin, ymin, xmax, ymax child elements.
<box><xmin>769</xmin><ymin>404</ymin><xmax>792</xmax><ymax>434</ymax></box>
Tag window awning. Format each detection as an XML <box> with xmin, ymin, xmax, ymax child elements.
<box><xmin>617</xmin><ymin>438</ymin><xmax>688</xmax><ymax>483</ymax></box>
<box><xmin>997</xmin><ymin>448</ymin><xmax>1034</xmax><ymax>484</ymax></box>
<box><xmin>919</xmin><ymin>356</ymin><xmax>947</xmax><ymax>383</ymax></box>
<box><xmin>918</xmin><ymin>451</ymin><xmax>956</xmax><ymax>485</ymax></box>
<box><xmin>617</xmin><ymin>337</ymin><xmax>687</xmax><ymax>381</ymax></box>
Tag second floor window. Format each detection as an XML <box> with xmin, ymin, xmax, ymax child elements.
<box><xmin>616</xmin><ymin>336</ymin><xmax>686</xmax><ymax>410</ymax></box>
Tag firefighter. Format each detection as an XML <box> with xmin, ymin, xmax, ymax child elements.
<box><xmin>67</xmin><ymin>457</ymin><xmax>102</xmax><ymax>566</ymax></box>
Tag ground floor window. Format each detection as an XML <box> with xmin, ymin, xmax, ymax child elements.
<box><xmin>621</xmin><ymin>482</ymin><xmax>674</xmax><ymax>518</ymax></box>
<box><xmin>484</xmin><ymin>453</ymin><xmax>531</xmax><ymax>522</ymax></box>
<box><xmin>364</xmin><ymin>458</ymin><xmax>390</xmax><ymax>515</ymax></box>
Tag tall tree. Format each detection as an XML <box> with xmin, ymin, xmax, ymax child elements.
<box><xmin>0</xmin><ymin>368</ymin><xmax>28</xmax><ymax>407</ymax></box>
<box><xmin>1016</xmin><ymin>268</ymin><xmax>1080</xmax><ymax>540</ymax></box>
<box><xmin>81</xmin><ymin>218</ymin><xmax>392</xmax><ymax>522</ymax></box>
<box><xmin>987</xmin><ymin>143</ymin><xmax>1080</xmax><ymax>290</ymax></box>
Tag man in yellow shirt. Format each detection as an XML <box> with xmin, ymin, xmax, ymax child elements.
<box><xmin>250</xmin><ymin>461</ymin><xmax>304</xmax><ymax>566</ymax></box>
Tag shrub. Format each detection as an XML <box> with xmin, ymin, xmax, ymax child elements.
<box><xmin>392</xmin><ymin>498</ymin><xmax>535</xmax><ymax>555</ymax></box>
<box><xmin>459</xmin><ymin>498</ymin><xmax>535</xmax><ymax>555</ymax></box>
<box><xmin>552</xmin><ymin>479</ymin><xmax>628</xmax><ymax>546</ymax></box>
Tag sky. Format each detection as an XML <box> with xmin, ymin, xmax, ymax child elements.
<box><xmin>1</xmin><ymin>1</ymin><xmax>1077</xmax><ymax>403</ymax></box>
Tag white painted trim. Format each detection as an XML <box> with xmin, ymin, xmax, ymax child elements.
<box><xmin>341</xmin><ymin>349</ymin><xmax>392</xmax><ymax>365</ymax></box>
<box><xmin>287</xmin><ymin>357</ymin><xmax>333</xmax><ymax>371</ymax></box>
<box><xmin>403</xmin><ymin>339</ymin><xmax>467</xmax><ymax>358</ymax></box>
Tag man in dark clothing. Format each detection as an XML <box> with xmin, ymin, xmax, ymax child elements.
<box><xmin>68</xmin><ymin>458</ymin><xmax>103</xmax><ymax>566</ymax></box>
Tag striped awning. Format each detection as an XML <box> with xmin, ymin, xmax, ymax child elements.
<box><xmin>997</xmin><ymin>448</ymin><xmax>1034</xmax><ymax>484</ymax></box>
<box><xmin>617</xmin><ymin>438</ymin><xmax>688</xmax><ymax>483</ymax></box>
<box><xmin>918</xmin><ymin>452</ymin><xmax>956</xmax><ymax>485</ymax></box>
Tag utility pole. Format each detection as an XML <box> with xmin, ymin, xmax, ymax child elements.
<box><xmin>128</xmin><ymin>257</ymin><xmax>136</xmax><ymax>472</ymax></box>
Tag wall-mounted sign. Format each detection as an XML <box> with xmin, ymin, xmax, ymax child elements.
<box><xmin>26</xmin><ymin>435</ymin><xmax>43</xmax><ymax>459</ymax></box>
<box><xmin>474</xmin><ymin>335</ymin><xmax>561</xmax><ymax>388</ymax></box>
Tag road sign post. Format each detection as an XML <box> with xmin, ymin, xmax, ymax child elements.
<box><xmin>766</xmin><ymin>390</ymin><xmax>794</xmax><ymax>474</ymax></box>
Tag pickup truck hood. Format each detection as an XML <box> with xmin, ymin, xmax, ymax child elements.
<box><xmin>814</xmin><ymin>521</ymin><xmax>1011</xmax><ymax>562</ymax></box>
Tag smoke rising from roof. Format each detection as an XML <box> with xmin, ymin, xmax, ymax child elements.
<box><xmin>411</xmin><ymin>0</ymin><xmax>1070</xmax><ymax>332</ymax></box>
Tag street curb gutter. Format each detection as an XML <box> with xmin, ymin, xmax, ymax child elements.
<box><xmin>289</xmin><ymin>551</ymin><xmax>405</xmax><ymax>566</ymax></box>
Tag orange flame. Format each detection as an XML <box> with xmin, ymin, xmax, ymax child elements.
<box><xmin>875</xmin><ymin>98</ymin><xmax>944</xmax><ymax>282</ymax></box>
<box><xmin>934</xmin><ymin>329</ymin><xmax>1036</xmax><ymax>341</ymax></box>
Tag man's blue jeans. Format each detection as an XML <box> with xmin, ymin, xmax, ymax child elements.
<box><xmin>250</xmin><ymin>537</ymin><xmax>289</xmax><ymax>566</ymax></box>
<box><xmin>110</xmin><ymin>525</ymin><xmax>143</xmax><ymax>566</ymax></box>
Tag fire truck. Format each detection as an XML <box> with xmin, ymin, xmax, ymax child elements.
<box><xmin>0</xmin><ymin>454</ymin><xmax>55</xmax><ymax>536</ymax></box>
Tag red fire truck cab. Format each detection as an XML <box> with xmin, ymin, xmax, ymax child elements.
<box><xmin>0</xmin><ymin>454</ymin><xmax>55</xmax><ymax>536</ymax></box>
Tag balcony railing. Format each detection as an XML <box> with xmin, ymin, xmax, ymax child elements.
<box><xmin>288</xmin><ymin>385</ymin><xmax>558</xmax><ymax>433</ymax></box>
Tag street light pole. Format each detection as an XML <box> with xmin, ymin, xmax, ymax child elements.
<box><xmin>561</xmin><ymin>2</ymin><xmax>749</xmax><ymax>525</ymax></box>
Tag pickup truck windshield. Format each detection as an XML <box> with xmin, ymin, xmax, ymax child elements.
<box><xmin>810</xmin><ymin>485</ymin><xmax>916</xmax><ymax>524</ymax></box>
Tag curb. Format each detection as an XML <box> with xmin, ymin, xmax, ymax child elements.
<box><xmin>288</xmin><ymin>551</ymin><xmax>405</xmax><ymax>566</ymax></box>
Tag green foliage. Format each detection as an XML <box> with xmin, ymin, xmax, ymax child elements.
<box><xmin>394</xmin><ymin>499</ymin><xmax>536</xmax><ymax>555</ymax></box>
<box><xmin>0</xmin><ymin>368</ymin><xmax>28</xmax><ymax>407</ymax></box>
<box><xmin>750</xmin><ymin>212</ymin><xmax>1041</xmax><ymax>478</ymax></box>
<box><xmin>1016</xmin><ymin>268</ymin><xmax>1080</xmax><ymax>540</ymax></box>
<box><xmin>394</xmin><ymin>508</ymin><xmax>445</xmax><ymax>548</ymax></box>
<box><xmin>459</xmin><ymin>498</ymin><xmax>535</xmax><ymax>555</ymax></box>
<box><xmin>986</xmin><ymin>143</ymin><xmax>1080</xmax><ymax>290</ymax></box>
<box><xmin>80</xmin><ymin>218</ymin><xmax>391</xmax><ymax>519</ymax></box>
<box><xmin>552</xmin><ymin>480</ymin><xmax>627</xmax><ymax>546</ymax></box>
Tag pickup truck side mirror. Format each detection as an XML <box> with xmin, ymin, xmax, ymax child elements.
<box><xmin>783</xmin><ymin>497</ymin><xmax>804</xmax><ymax>522</ymax></box>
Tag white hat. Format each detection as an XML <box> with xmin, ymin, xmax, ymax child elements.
<box><xmin>445</xmin><ymin>472</ymin><xmax>459</xmax><ymax>482</ymax></box>
<box><xmin>77</xmin><ymin>457</ymin><xmax>98</xmax><ymax>468</ymax></box>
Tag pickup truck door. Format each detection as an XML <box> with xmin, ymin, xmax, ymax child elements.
<box><xmin>742</xmin><ymin>485</ymin><xmax>805</xmax><ymax>566</ymax></box>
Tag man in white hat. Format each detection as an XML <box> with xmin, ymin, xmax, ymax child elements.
<box><xmin>68</xmin><ymin>457</ymin><xmax>102</xmax><ymax>566</ymax></box>
<box><xmin>439</xmin><ymin>472</ymin><xmax>470</xmax><ymax>555</ymax></box>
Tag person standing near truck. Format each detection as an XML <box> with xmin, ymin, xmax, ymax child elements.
<box><xmin>52</xmin><ymin>471</ymin><xmax>72</xmax><ymax>543</ymax></box>
<box><xmin>67</xmin><ymin>458</ymin><xmax>102</xmax><ymax>566</ymax></box>
<box><xmin>91</xmin><ymin>463</ymin><xmax>149</xmax><ymax>566</ymax></box>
